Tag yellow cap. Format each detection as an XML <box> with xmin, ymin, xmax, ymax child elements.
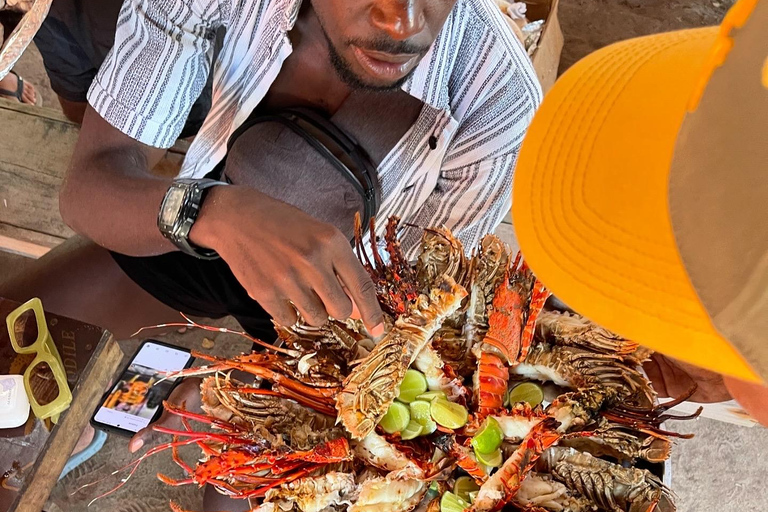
<box><xmin>513</xmin><ymin>0</ymin><xmax>767</xmax><ymax>383</ymax></box>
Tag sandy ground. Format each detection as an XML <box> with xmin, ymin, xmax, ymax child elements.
<box><xmin>3</xmin><ymin>0</ymin><xmax>766</xmax><ymax>510</ymax></box>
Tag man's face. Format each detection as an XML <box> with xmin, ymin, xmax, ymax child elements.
<box><xmin>312</xmin><ymin>0</ymin><xmax>458</xmax><ymax>90</ymax></box>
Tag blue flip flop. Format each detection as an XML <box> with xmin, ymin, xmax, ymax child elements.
<box><xmin>59</xmin><ymin>429</ymin><xmax>108</xmax><ymax>480</ymax></box>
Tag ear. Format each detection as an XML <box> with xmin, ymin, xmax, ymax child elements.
<box><xmin>723</xmin><ymin>376</ymin><xmax>768</xmax><ymax>427</ymax></box>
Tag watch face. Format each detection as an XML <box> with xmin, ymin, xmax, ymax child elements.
<box><xmin>160</xmin><ymin>186</ymin><xmax>186</xmax><ymax>227</ymax></box>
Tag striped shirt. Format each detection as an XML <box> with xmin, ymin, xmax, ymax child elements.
<box><xmin>88</xmin><ymin>0</ymin><xmax>542</xmax><ymax>258</ymax></box>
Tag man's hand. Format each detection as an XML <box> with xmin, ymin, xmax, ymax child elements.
<box><xmin>129</xmin><ymin>377</ymin><xmax>203</xmax><ymax>453</ymax></box>
<box><xmin>644</xmin><ymin>353</ymin><xmax>768</xmax><ymax>428</ymax></box>
<box><xmin>643</xmin><ymin>353</ymin><xmax>732</xmax><ymax>403</ymax></box>
<box><xmin>191</xmin><ymin>185</ymin><xmax>384</xmax><ymax>335</ymax></box>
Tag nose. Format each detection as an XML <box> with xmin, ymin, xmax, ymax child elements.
<box><xmin>370</xmin><ymin>0</ymin><xmax>427</xmax><ymax>41</ymax></box>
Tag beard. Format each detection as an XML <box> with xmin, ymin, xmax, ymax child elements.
<box><xmin>316</xmin><ymin>17</ymin><xmax>428</xmax><ymax>91</ymax></box>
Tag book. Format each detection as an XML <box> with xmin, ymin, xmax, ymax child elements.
<box><xmin>0</xmin><ymin>298</ymin><xmax>115</xmax><ymax>512</ymax></box>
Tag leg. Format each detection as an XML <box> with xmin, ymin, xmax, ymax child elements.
<box><xmin>203</xmin><ymin>485</ymin><xmax>253</xmax><ymax>512</ymax></box>
<box><xmin>0</xmin><ymin>236</ymin><xmax>180</xmax><ymax>338</ymax></box>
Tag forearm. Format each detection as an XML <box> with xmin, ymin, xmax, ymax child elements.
<box><xmin>61</xmin><ymin>155</ymin><xmax>174</xmax><ymax>256</ymax></box>
<box><xmin>60</xmin><ymin>107</ymin><xmax>176</xmax><ymax>256</ymax></box>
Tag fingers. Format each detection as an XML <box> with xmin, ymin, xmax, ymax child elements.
<box><xmin>285</xmin><ymin>285</ymin><xmax>329</xmax><ymax>327</ymax></box>
<box><xmin>257</xmin><ymin>295</ymin><xmax>299</xmax><ymax>326</ymax></box>
<box><xmin>129</xmin><ymin>377</ymin><xmax>203</xmax><ymax>453</ymax></box>
<box><xmin>129</xmin><ymin>407</ymin><xmax>180</xmax><ymax>453</ymax></box>
<box><xmin>313</xmin><ymin>276</ymin><xmax>355</xmax><ymax>322</ymax></box>
<box><xmin>334</xmin><ymin>255</ymin><xmax>384</xmax><ymax>338</ymax></box>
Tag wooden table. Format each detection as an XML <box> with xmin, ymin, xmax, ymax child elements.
<box><xmin>0</xmin><ymin>298</ymin><xmax>123</xmax><ymax>512</ymax></box>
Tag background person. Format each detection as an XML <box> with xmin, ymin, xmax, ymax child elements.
<box><xmin>511</xmin><ymin>0</ymin><xmax>768</xmax><ymax>425</ymax></box>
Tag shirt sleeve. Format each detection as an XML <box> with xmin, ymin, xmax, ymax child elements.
<box><xmin>87</xmin><ymin>0</ymin><xmax>225</xmax><ymax>148</ymax></box>
<box><xmin>404</xmin><ymin>41</ymin><xmax>542</xmax><ymax>259</ymax></box>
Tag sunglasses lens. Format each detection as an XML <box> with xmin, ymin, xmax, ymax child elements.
<box><xmin>12</xmin><ymin>309</ymin><xmax>39</xmax><ymax>348</ymax></box>
<box><xmin>28</xmin><ymin>361</ymin><xmax>61</xmax><ymax>406</ymax></box>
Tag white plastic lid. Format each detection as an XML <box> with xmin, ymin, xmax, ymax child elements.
<box><xmin>0</xmin><ymin>375</ymin><xmax>31</xmax><ymax>429</ymax></box>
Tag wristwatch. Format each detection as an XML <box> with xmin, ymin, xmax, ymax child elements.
<box><xmin>157</xmin><ymin>178</ymin><xmax>229</xmax><ymax>259</ymax></box>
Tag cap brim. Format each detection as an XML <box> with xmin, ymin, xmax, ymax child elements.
<box><xmin>513</xmin><ymin>26</ymin><xmax>761</xmax><ymax>382</ymax></box>
<box><xmin>0</xmin><ymin>0</ymin><xmax>52</xmax><ymax>80</ymax></box>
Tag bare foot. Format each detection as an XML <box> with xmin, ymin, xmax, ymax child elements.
<box><xmin>0</xmin><ymin>71</ymin><xmax>38</xmax><ymax>105</ymax></box>
<box><xmin>70</xmin><ymin>424</ymin><xmax>95</xmax><ymax>456</ymax></box>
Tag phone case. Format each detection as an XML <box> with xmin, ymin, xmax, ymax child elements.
<box><xmin>90</xmin><ymin>339</ymin><xmax>194</xmax><ymax>437</ymax></box>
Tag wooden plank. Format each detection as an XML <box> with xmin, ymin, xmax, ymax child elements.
<box><xmin>0</xmin><ymin>223</ymin><xmax>64</xmax><ymax>250</ymax></box>
<box><xmin>0</xmin><ymin>233</ymin><xmax>50</xmax><ymax>259</ymax></box>
<box><xmin>0</xmin><ymin>102</ymin><xmax>190</xmax><ymax>258</ymax></box>
<box><xmin>0</xmin><ymin>161</ymin><xmax>75</xmax><ymax>239</ymax></box>
<box><xmin>0</xmin><ymin>103</ymin><xmax>79</xmax><ymax>180</ymax></box>
<box><xmin>12</xmin><ymin>332</ymin><xmax>123</xmax><ymax>512</ymax></box>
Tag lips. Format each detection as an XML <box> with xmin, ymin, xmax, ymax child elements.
<box><xmin>352</xmin><ymin>46</ymin><xmax>419</xmax><ymax>81</ymax></box>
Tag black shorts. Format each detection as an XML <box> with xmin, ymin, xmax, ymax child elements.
<box><xmin>111</xmin><ymin>251</ymin><xmax>277</xmax><ymax>343</ymax></box>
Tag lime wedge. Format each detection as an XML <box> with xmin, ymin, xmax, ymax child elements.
<box><xmin>410</xmin><ymin>400</ymin><xmax>432</xmax><ymax>425</ymax></box>
<box><xmin>474</xmin><ymin>447</ymin><xmax>502</xmax><ymax>468</ymax></box>
<box><xmin>379</xmin><ymin>401</ymin><xmax>410</xmax><ymax>434</ymax></box>
<box><xmin>421</xmin><ymin>419</ymin><xmax>438</xmax><ymax>435</ymax></box>
<box><xmin>416</xmin><ymin>390</ymin><xmax>447</xmax><ymax>401</ymax></box>
<box><xmin>430</xmin><ymin>398</ymin><xmax>468</xmax><ymax>429</ymax></box>
<box><xmin>471</xmin><ymin>417</ymin><xmax>503</xmax><ymax>454</ymax></box>
<box><xmin>440</xmin><ymin>492</ymin><xmax>469</xmax><ymax>512</ymax></box>
<box><xmin>507</xmin><ymin>382</ymin><xmax>544</xmax><ymax>407</ymax></box>
<box><xmin>400</xmin><ymin>419</ymin><xmax>424</xmax><ymax>440</ymax></box>
<box><xmin>453</xmin><ymin>476</ymin><xmax>480</xmax><ymax>502</ymax></box>
<box><xmin>398</xmin><ymin>369</ymin><xmax>429</xmax><ymax>403</ymax></box>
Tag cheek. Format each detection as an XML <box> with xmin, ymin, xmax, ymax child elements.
<box><xmin>424</xmin><ymin>0</ymin><xmax>458</xmax><ymax>31</ymax></box>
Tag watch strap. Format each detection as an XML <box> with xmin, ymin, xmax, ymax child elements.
<box><xmin>159</xmin><ymin>179</ymin><xmax>228</xmax><ymax>260</ymax></box>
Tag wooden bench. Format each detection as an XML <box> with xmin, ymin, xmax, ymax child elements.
<box><xmin>0</xmin><ymin>101</ymin><xmax>187</xmax><ymax>259</ymax></box>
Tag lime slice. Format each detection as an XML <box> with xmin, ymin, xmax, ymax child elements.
<box><xmin>410</xmin><ymin>400</ymin><xmax>432</xmax><ymax>425</ymax></box>
<box><xmin>379</xmin><ymin>401</ymin><xmax>411</xmax><ymax>434</ymax></box>
<box><xmin>421</xmin><ymin>419</ymin><xmax>438</xmax><ymax>435</ymax></box>
<box><xmin>474</xmin><ymin>447</ymin><xmax>502</xmax><ymax>468</ymax></box>
<box><xmin>453</xmin><ymin>476</ymin><xmax>480</xmax><ymax>502</ymax></box>
<box><xmin>471</xmin><ymin>417</ymin><xmax>503</xmax><ymax>454</ymax></box>
<box><xmin>440</xmin><ymin>492</ymin><xmax>469</xmax><ymax>512</ymax></box>
<box><xmin>400</xmin><ymin>419</ymin><xmax>424</xmax><ymax>440</ymax></box>
<box><xmin>416</xmin><ymin>390</ymin><xmax>447</xmax><ymax>401</ymax></box>
<box><xmin>507</xmin><ymin>382</ymin><xmax>544</xmax><ymax>407</ymax></box>
<box><xmin>398</xmin><ymin>369</ymin><xmax>429</xmax><ymax>403</ymax></box>
<box><xmin>430</xmin><ymin>398</ymin><xmax>468</xmax><ymax>429</ymax></box>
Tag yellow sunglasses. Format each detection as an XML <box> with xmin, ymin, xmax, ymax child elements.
<box><xmin>6</xmin><ymin>298</ymin><xmax>72</xmax><ymax>424</ymax></box>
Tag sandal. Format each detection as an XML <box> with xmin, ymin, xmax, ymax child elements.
<box><xmin>58</xmin><ymin>428</ymin><xmax>108</xmax><ymax>480</ymax></box>
<box><xmin>0</xmin><ymin>70</ymin><xmax>42</xmax><ymax>106</ymax></box>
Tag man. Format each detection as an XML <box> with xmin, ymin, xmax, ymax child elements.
<box><xmin>510</xmin><ymin>0</ymin><xmax>768</xmax><ymax>425</ymax></box>
<box><xmin>2</xmin><ymin>0</ymin><xmax>539</xmax><ymax>337</ymax></box>
<box><xmin>0</xmin><ymin>0</ymin><xmax>540</xmax><ymax>494</ymax></box>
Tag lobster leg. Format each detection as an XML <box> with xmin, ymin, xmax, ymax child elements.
<box><xmin>163</xmin><ymin>400</ymin><xmax>249</xmax><ymax>433</ymax></box>
<box><xmin>434</xmin><ymin>435</ymin><xmax>488</xmax><ymax>484</ymax></box>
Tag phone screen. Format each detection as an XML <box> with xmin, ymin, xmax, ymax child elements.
<box><xmin>93</xmin><ymin>341</ymin><xmax>193</xmax><ymax>433</ymax></box>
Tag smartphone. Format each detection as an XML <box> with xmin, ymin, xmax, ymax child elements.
<box><xmin>91</xmin><ymin>339</ymin><xmax>194</xmax><ymax>436</ymax></box>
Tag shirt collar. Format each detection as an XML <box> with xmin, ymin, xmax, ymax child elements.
<box><xmin>277</xmin><ymin>0</ymin><xmax>451</xmax><ymax>112</ymax></box>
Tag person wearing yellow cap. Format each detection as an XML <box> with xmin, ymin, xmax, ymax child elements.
<box><xmin>512</xmin><ymin>0</ymin><xmax>768</xmax><ymax>425</ymax></box>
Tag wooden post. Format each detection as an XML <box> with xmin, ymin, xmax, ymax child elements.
<box><xmin>10</xmin><ymin>332</ymin><xmax>123</xmax><ymax>512</ymax></box>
